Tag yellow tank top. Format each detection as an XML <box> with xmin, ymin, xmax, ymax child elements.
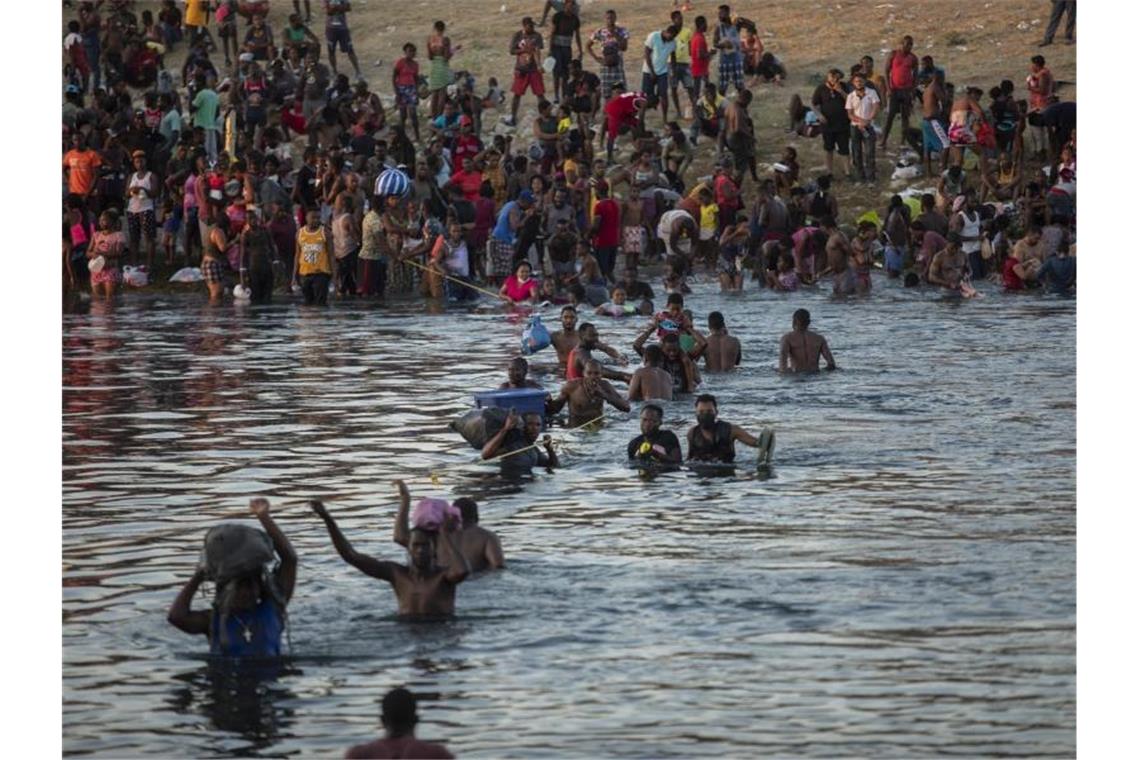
<box><xmin>185</xmin><ymin>0</ymin><xmax>208</xmax><ymax>28</ymax></box>
<box><xmin>700</xmin><ymin>204</ymin><xmax>719</xmax><ymax>231</ymax></box>
<box><xmin>297</xmin><ymin>226</ymin><xmax>331</xmax><ymax>276</ymax></box>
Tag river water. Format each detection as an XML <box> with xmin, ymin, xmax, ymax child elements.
<box><xmin>62</xmin><ymin>275</ymin><xmax>1075</xmax><ymax>757</ymax></box>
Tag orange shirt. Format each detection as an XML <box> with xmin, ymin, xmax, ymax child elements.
<box><xmin>63</xmin><ymin>149</ymin><xmax>102</xmax><ymax>196</ymax></box>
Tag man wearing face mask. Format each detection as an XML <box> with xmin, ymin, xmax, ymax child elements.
<box><xmin>549</xmin><ymin>359</ymin><xmax>631</xmax><ymax>427</ymax></box>
<box><xmin>687</xmin><ymin>394</ymin><xmax>773</xmax><ymax>464</ymax></box>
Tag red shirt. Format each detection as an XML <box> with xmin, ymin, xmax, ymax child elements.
<box><xmin>604</xmin><ymin>92</ymin><xmax>645</xmax><ymax>139</ymax></box>
<box><xmin>449</xmin><ymin>169</ymin><xmax>483</xmax><ymax>201</ymax></box>
<box><xmin>453</xmin><ymin>134</ymin><xmax>483</xmax><ymax>165</ymax></box>
<box><xmin>690</xmin><ymin>31</ymin><xmax>710</xmax><ymax>78</ymax></box>
<box><xmin>393</xmin><ymin>58</ymin><xmax>418</xmax><ymax>87</ymax></box>
<box><xmin>888</xmin><ymin>50</ymin><xmax>917</xmax><ymax>90</ymax></box>
<box><xmin>1002</xmin><ymin>257</ymin><xmax>1024</xmax><ymax>291</ymax></box>
<box><xmin>592</xmin><ymin>198</ymin><xmax>621</xmax><ymax>248</ymax></box>
<box><xmin>714</xmin><ymin>174</ymin><xmax>739</xmax><ymax>210</ymax></box>
<box><xmin>503</xmin><ymin>275</ymin><xmax>538</xmax><ymax>302</ymax></box>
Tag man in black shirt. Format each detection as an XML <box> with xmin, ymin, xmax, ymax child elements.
<box><xmin>292</xmin><ymin>146</ymin><xmax>321</xmax><ymax>220</ymax></box>
<box><xmin>811</xmin><ymin>68</ymin><xmax>851</xmax><ymax>178</ymax></box>
<box><xmin>482</xmin><ymin>410</ymin><xmax>559</xmax><ymax>471</ymax></box>
<box><xmin>687</xmin><ymin>394</ymin><xmax>772</xmax><ymax>465</ymax></box>
<box><xmin>617</xmin><ymin>266</ymin><xmax>654</xmax><ymax>303</ymax></box>
<box><xmin>627</xmin><ymin>404</ymin><xmax>682</xmax><ymax>465</ymax></box>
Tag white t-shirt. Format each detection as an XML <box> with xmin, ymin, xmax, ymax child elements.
<box><xmin>656</xmin><ymin>209</ymin><xmax>694</xmax><ymax>256</ymax></box>
<box><xmin>845</xmin><ymin>88</ymin><xmax>881</xmax><ymax>122</ymax></box>
<box><xmin>127</xmin><ymin>172</ymin><xmax>155</xmax><ymax>214</ymax></box>
<box><xmin>642</xmin><ymin>31</ymin><xmax>676</xmax><ymax>77</ymax></box>
<box><xmin>444</xmin><ymin>239</ymin><xmax>469</xmax><ymax>277</ymax></box>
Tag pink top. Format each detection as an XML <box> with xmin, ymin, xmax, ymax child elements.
<box><xmin>184</xmin><ymin>173</ymin><xmax>199</xmax><ymax>213</ymax></box>
<box><xmin>503</xmin><ymin>275</ymin><xmax>538</xmax><ymax>302</ymax></box>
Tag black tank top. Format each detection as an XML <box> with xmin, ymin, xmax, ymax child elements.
<box><xmin>689</xmin><ymin>421</ymin><xmax>735</xmax><ymax>463</ymax></box>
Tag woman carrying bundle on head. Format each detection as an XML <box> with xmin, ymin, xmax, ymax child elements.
<box><xmin>168</xmin><ymin>498</ymin><xmax>296</xmax><ymax>658</ymax></box>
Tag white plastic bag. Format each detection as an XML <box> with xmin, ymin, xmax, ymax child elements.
<box><xmin>122</xmin><ymin>265</ymin><xmax>149</xmax><ymax>287</ymax></box>
<box><xmin>169</xmin><ymin>267</ymin><xmax>204</xmax><ymax>283</ymax></box>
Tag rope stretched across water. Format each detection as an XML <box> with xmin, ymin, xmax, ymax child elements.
<box><xmin>479</xmin><ymin>413</ymin><xmax>607</xmax><ymax>465</ymax></box>
<box><xmin>400</xmin><ymin>255</ymin><xmax>506</xmax><ymax>301</ymax></box>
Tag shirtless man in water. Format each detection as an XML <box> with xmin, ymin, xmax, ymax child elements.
<box><xmin>393</xmin><ymin>485</ymin><xmax>505</xmax><ymax>573</ymax></box>
<box><xmin>552</xmin><ymin>306</ymin><xmax>628</xmax><ymax>371</ymax></box>
<box><xmin>627</xmin><ymin>344</ymin><xmax>675</xmax><ymax>401</ymax></box>
<box><xmin>567</xmin><ymin>322</ymin><xmax>632</xmax><ymax>382</ymax></box>
<box><xmin>311</xmin><ymin>485</ymin><xmax>471</xmax><ymax>618</ymax></box>
<box><xmin>927</xmin><ymin>231</ymin><xmax>970</xmax><ymax>292</ymax></box>
<box><xmin>500</xmin><ymin>356</ymin><xmax>545</xmax><ymax>390</ymax></box>
<box><xmin>815</xmin><ymin>215</ymin><xmax>855</xmax><ymax>296</ymax></box>
<box><xmin>548</xmin><ymin>359</ymin><xmax>631</xmax><ymax>425</ymax></box>
<box><xmin>697</xmin><ymin>311</ymin><xmax>741</xmax><ymax>371</ymax></box>
<box><xmin>778</xmin><ymin>308</ymin><xmax>837</xmax><ymax>373</ymax></box>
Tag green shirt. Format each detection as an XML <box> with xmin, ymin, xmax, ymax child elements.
<box><xmin>192</xmin><ymin>88</ymin><xmax>220</xmax><ymax>132</ymax></box>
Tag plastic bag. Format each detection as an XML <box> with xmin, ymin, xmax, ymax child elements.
<box><xmin>122</xmin><ymin>265</ymin><xmax>149</xmax><ymax>287</ymax></box>
<box><xmin>450</xmin><ymin>407</ymin><xmax>512</xmax><ymax>449</ymax></box>
<box><xmin>521</xmin><ymin>314</ymin><xmax>551</xmax><ymax>355</ymax></box>
<box><xmin>199</xmin><ymin>523</ymin><xmax>275</xmax><ymax>585</ymax></box>
<box><xmin>891</xmin><ymin>164</ymin><xmax>922</xmax><ymax>181</ymax></box>
<box><xmin>169</xmin><ymin>267</ymin><xmax>204</xmax><ymax>283</ymax></box>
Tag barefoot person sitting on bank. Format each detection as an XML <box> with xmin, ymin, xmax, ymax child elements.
<box><xmin>311</xmin><ymin>485</ymin><xmax>471</xmax><ymax>618</ymax></box>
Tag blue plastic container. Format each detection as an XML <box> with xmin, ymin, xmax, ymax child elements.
<box><xmin>473</xmin><ymin>388</ymin><xmax>547</xmax><ymax>418</ymax></box>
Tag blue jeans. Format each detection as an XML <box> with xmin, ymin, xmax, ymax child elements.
<box><xmin>83</xmin><ymin>35</ymin><xmax>101</xmax><ymax>90</ymax></box>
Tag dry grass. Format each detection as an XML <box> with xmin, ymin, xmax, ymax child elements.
<box><xmin>85</xmin><ymin>0</ymin><xmax>1076</xmax><ymax>222</ymax></box>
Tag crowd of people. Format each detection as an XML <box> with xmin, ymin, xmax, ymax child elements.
<box><xmin>62</xmin><ymin>1</ymin><xmax>1077</xmax><ymax>308</ymax></box>
<box><xmin>65</xmin><ymin>1</ymin><xmax>1076</xmax><ymax>756</ymax></box>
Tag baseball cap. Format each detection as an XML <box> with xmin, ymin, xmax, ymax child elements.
<box><xmin>518</xmin><ymin>189</ymin><xmax>536</xmax><ymax>204</ymax></box>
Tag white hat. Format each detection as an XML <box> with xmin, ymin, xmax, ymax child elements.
<box><xmin>88</xmin><ymin>255</ymin><xmax>105</xmax><ymax>273</ymax></box>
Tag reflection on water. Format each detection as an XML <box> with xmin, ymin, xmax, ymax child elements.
<box><xmin>63</xmin><ymin>277</ymin><xmax>1075</xmax><ymax>757</ymax></box>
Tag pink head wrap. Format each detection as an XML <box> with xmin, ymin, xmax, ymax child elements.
<box><xmin>411</xmin><ymin>498</ymin><xmax>461</xmax><ymax>532</ymax></box>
